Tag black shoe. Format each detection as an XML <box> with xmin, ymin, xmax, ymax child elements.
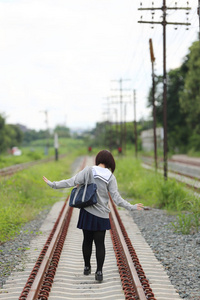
<box><xmin>84</xmin><ymin>266</ymin><xmax>91</xmax><ymax>275</ymax></box>
<box><xmin>95</xmin><ymin>271</ymin><xmax>103</xmax><ymax>282</ymax></box>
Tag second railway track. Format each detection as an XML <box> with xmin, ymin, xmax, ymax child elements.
<box><xmin>0</xmin><ymin>156</ymin><xmax>182</xmax><ymax>300</ymax></box>
<box><xmin>141</xmin><ymin>155</ymin><xmax>200</xmax><ymax>193</ymax></box>
<box><xmin>0</xmin><ymin>154</ymin><xmax>67</xmax><ymax>177</ymax></box>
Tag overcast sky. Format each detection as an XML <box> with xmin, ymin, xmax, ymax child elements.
<box><xmin>0</xmin><ymin>0</ymin><xmax>199</xmax><ymax>131</ymax></box>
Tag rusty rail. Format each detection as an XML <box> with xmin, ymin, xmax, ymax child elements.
<box><xmin>109</xmin><ymin>195</ymin><xmax>156</xmax><ymax>300</ymax></box>
<box><xmin>19</xmin><ymin>200</ymin><xmax>73</xmax><ymax>300</ymax></box>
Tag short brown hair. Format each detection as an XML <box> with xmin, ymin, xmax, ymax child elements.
<box><xmin>95</xmin><ymin>150</ymin><xmax>116</xmax><ymax>173</ymax></box>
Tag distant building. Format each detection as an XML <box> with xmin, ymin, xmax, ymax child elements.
<box><xmin>141</xmin><ymin>127</ymin><xmax>163</xmax><ymax>151</ymax></box>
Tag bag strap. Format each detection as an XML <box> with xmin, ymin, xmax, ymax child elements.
<box><xmin>81</xmin><ymin>167</ymin><xmax>94</xmax><ymax>203</ymax></box>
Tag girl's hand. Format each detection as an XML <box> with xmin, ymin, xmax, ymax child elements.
<box><xmin>43</xmin><ymin>176</ymin><xmax>49</xmax><ymax>184</ymax></box>
<box><xmin>136</xmin><ymin>203</ymin><xmax>144</xmax><ymax>210</ymax></box>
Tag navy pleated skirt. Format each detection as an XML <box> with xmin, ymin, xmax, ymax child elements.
<box><xmin>77</xmin><ymin>208</ymin><xmax>111</xmax><ymax>231</ymax></box>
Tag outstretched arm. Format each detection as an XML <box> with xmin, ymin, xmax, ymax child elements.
<box><xmin>42</xmin><ymin>167</ymin><xmax>88</xmax><ymax>189</ymax></box>
<box><xmin>108</xmin><ymin>176</ymin><xmax>144</xmax><ymax>211</ymax></box>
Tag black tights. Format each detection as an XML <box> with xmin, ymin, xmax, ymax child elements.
<box><xmin>82</xmin><ymin>230</ymin><xmax>106</xmax><ymax>272</ymax></box>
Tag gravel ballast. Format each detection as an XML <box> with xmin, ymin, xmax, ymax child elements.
<box><xmin>130</xmin><ymin>208</ymin><xmax>200</xmax><ymax>300</ymax></box>
<box><xmin>0</xmin><ymin>209</ymin><xmax>50</xmax><ymax>288</ymax></box>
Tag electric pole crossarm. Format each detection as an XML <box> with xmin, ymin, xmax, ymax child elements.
<box><xmin>138</xmin><ymin>21</ymin><xmax>163</xmax><ymax>24</ymax></box>
<box><xmin>138</xmin><ymin>7</ymin><xmax>162</xmax><ymax>11</ymax></box>
<box><xmin>138</xmin><ymin>7</ymin><xmax>191</xmax><ymax>11</ymax></box>
<box><xmin>167</xmin><ymin>21</ymin><xmax>191</xmax><ymax>25</ymax></box>
<box><xmin>111</xmin><ymin>90</ymin><xmax>131</xmax><ymax>92</ymax></box>
<box><xmin>138</xmin><ymin>21</ymin><xmax>191</xmax><ymax>25</ymax></box>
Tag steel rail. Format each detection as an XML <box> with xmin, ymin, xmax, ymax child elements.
<box><xmin>142</xmin><ymin>156</ymin><xmax>200</xmax><ymax>176</ymax></box>
<box><xmin>143</xmin><ymin>158</ymin><xmax>200</xmax><ymax>181</ymax></box>
<box><xmin>142</xmin><ymin>155</ymin><xmax>200</xmax><ymax>168</ymax></box>
<box><xmin>109</xmin><ymin>201</ymin><xmax>147</xmax><ymax>300</ymax></box>
<box><xmin>109</xmin><ymin>194</ymin><xmax>156</xmax><ymax>300</ymax></box>
<box><xmin>27</xmin><ymin>201</ymin><xmax>71</xmax><ymax>300</ymax></box>
<box><xmin>18</xmin><ymin>200</ymin><xmax>72</xmax><ymax>300</ymax></box>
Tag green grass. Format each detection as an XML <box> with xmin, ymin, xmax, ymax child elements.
<box><xmin>115</xmin><ymin>154</ymin><xmax>200</xmax><ymax>234</ymax></box>
<box><xmin>0</xmin><ymin>138</ymin><xmax>86</xmax><ymax>169</ymax></box>
<box><xmin>0</xmin><ymin>146</ymin><xmax>86</xmax><ymax>243</ymax></box>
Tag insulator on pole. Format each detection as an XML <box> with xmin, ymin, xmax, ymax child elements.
<box><xmin>149</xmin><ymin>38</ymin><xmax>155</xmax><ymax>62</ymax></box>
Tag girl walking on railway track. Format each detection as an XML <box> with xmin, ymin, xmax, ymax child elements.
<box><xmin>43</xmin><ymin>150</ymin><xmax>143</xmax><ymax>282</ymax></box>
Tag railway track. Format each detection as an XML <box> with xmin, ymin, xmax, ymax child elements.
<box><xmin>0</xmin><ymin>154</ymin><xmax>67</xmax><ymax>177</ymax></box>
<box><xmin>0</xmin><ymin>156</ymin><xmax>182</xmax><ymax>300</ymax></box>
<box><xmin>141</xmin><ymin>155</ymin><xmax>200</xmax><ymax>192</ymax></box>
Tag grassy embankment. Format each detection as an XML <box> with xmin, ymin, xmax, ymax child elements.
<box><xmin>115</xmin><ymin>153</ymin><xmax>200</xmax><ymax>234</ymax></box>
<box><xmin>0</xmin><ymin>140</ymin><xmax>87</xmax><ymax>243</ymax></box>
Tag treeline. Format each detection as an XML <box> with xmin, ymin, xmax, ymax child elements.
<box><xmin>0</xmin><ymin>115</ymin><xmax>71</xmax><ymax>153</ymax></box>
<box><xmin>147</xmin><ymin>40</ymin><xmax>200</xmax><ymax>153</ymax></box>
<box><xmin>22</xmin><ymin>125</ymin><xmax>70</xmax><ymax>144</ymax></box>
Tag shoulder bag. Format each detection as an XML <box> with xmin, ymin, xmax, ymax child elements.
<box><xmin>69</xmin><ymin>167</ymin><xmax>97</xmax><ymax>208</ymax></box>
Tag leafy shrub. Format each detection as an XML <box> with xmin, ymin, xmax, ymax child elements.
<box><xmin>27</xmin><ymin>151</ymin><xmax>42</xmax><ymax>160</ymax></box>
<box><xmin>154</xmin><ymin>177</ymin><xmax>191</xmax><ymax>210</ymax></box>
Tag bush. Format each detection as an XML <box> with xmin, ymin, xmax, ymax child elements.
<box><xmin>27</xmin><ymin>151</ymin><xmax>43</xmax><ymax>160</ymax></box>
<box><xmin>154</xmin><ymin>177</ymin><xmax>192</xmax><ymax>210</ymax></box>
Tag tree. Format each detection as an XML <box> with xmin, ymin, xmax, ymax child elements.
<box><xmin>6</xmin><ymin>124</ymin><xmax>23</xmax><ymax>147</ymax></box>
<box><xmin>54</xmin><ymin>125</ymin><xmax>70</xmax><ymax>138</ymax></box>
<box><xmin>0</xmin><ymin>114</ymin><xmax>24</xmax><ymax>152</ymax></box>
<box><xmin>0</xmin><ymin>114</ymin><xmax>7</xmax><ymax>153</ymax></box>
<box><xmin>179</xmin><ymin>41</ymin><xmax>200</xmax><ymax>150</ymax></box>
<box><xmin>147</xmin><ymin>59</ymin><xmax>189</xmax><ymax>152</ymax></box>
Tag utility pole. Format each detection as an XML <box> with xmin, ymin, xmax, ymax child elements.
<box><xmin>111</xmin><ymin>78</ymin><xmax>131</xmax><ymax>152</ymax></box>
<box><xmin>123</xmin><ymin>103</ymin><xmax>127</xmax><ymax>154</ymax></box>
<box><xmin>133</xmin><ymin>90</ymin><xmax>138</xmax><ymax>158</ymax></box>
<box><xmin>149</xmin><ymin>38</ymin><xmax>157</xmax><ymax>170</ymax></box>
<box><xmin>198</xmin><ymin>0</ymin><xmax>200</xmax><ymax>43</ymax></box>
<box><xmin>40</xmin><ymin>110</ymin><xmax>49</xmax><ymax>155</ymax></box>
<box><xmin>138</xmin><ymin>1</ymin><xmax>191</xmax><ymax>179</ymax></box>
<box><xmin>102</xmin><ymin>97</ymin><xmax>112</xmax><ymax>150</ymax></box>
<box><xmin>113</xmin><ymin>107</ymin><xmax>118</xmax><ymax>144</ymax></box>
<box><xmin>54</xmin><ymin>132</ymin><xmax>59</xmax><ymax>161</ymax></box>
